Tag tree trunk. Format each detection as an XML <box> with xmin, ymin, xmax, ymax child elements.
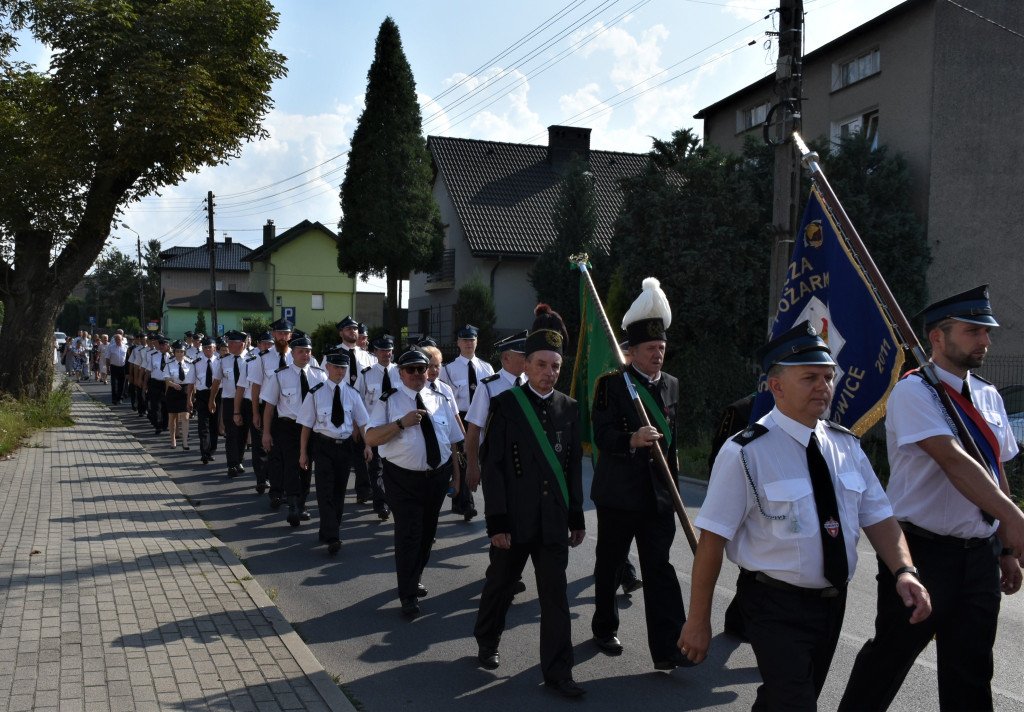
<box><xmin>0</xmin><ymin>285</ymin><xmax>65</xmax><ymax>398</ymax></box>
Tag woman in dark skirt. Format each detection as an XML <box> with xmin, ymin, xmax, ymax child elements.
<box><xmin>165</xmin><ymin>340</ymin><xmax>193</xmax><ymax>449</ymax></box>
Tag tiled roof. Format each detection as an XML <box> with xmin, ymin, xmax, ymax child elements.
<box><xmin>164</xmin><ymin>288</ymin><xmax>270</xmax><ymax>312</ymax></box>
<box><xmin>428</xmin><ymin>135</ymin><xmax>649</xmax><ymax>257</ymax></box>
<box><xmin>158</xmin><ymin>240</ymin><xmax>253</xmax><ymax>272</ymax></box>
<box><xmin>243</xmin><ymin>220</ymin><xmax>338</xmax><ymax>263</ymax></box>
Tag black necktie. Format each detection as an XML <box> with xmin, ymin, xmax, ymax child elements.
<box><xmin>807</xmin><ymin>433</ymin><xmax>849</xmax><ymax>588</ymax></box>
<box><xmin>178</xmin><ymin>363</ymin><xmax>185</xmax><ymax>382</ymax></box>
<box><xmin>515</xmin><ymin>375</ymin><xmax>523</xmax><ymax>387</ymax></box>
<box><xmin>233</xmin><ymin>356</ymin><xmax>239</xmax><ymax>384</ymax></box>
<box><xmin>331</xmin><ymin>384</ymin><xmax>344</xmax><ymax>427</ymax></box>
<box><xmin>429</xmin><ymin>381</ymin><xmax>437</xmax><ymax>391</ymax></box>
<box><xmin>347</xmin><ymin>349</ymin><xmax>357</xmax><ymax>385</ymax></box>
<box><xmin>300</xmin><ymin>368</ymin><xmax>309</xmax><ymax>400</ymax></box>
<box><xmin>279</xmin><ymin>352</ymin><xmax>286</xmax><ymax>370</ymax></box>
<box><xmin>415</xmin><ymin>393</ymin><xmax>442</xmax><ymax>469</ymax></box>
<box><xmin>962</xmin><ymin>379</ymin><xmax>972</xmax><ymax>403</ymax></box>
<box><xmin>467</xmin><ymin>361</ymin><xmax>477</xmax><ymax>400</ymax></box>
<box><xmin>159</xmin><ymin>354</ymin><xmax>166</xmax><ymax>371</ymax></box>
<box><xmin>382</xmin><ymin>367</ymin><xmax>392</xmax><ymax>392</ymax></box>
<box><xmin>205</xmin><ymin>361</ymin><xmax>212</xmax><ymax>388</ymax></box>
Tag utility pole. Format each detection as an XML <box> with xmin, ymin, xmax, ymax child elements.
<box><xmin>121</xmin><ymin>223</ymin><xmax>145</xmax><ymax>329</ymax></box>
<box><xmin>207</xmin><ymin>191</ymin><xmax>218</xmax><ymax>334</ymax></box>
<box><xmin>765</xmin><ymin>0</ymin><xmax>804</xmax><ymax>325</ymax></box>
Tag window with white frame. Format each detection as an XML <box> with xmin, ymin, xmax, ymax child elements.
<box><xmin>831</xmin><ymin>109</ymin><xmax>879</xmax><ymax>149</ymax></box>
<box><xmin>311</xmin><ymin>293</ymin><xmax>324</xmax><ymax>311</ymax></box>
<box><xmin>736</xmin><ymin>101</ymin><xmax>771</xmax><ymax>133</ymax></box>
<box><xmin>833</xmin><ymin>48</ymin><xmax>880</xmax><ymax>90</ymax></box>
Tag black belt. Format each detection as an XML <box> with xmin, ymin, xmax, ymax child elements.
<box><xmin>740</xmin><ymin>569</ymin><xmax>844</xmax><ymax>598</ymax></box>
<box><xmin>384</xmin><ymin>458</ymin><xmax>452</xmax><ymax>475</ymax></box>
<box><xmin>316</xmin><ymin>432</ymin><xmax>352</xmax><ymax>446</ymax></box>
<box><xmin>899</xmin><ymin>521</ymin><xmax>994</xmax><ymax>549</ymax></box>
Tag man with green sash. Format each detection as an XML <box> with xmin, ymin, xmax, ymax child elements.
<box><xmin>473</xmin><ymin>329</ymin><xmax>587</xmax><ymax>699</ymax></box>
<box><xmin>590</xmin><ymin>278</ymin><xmax>693</xmax><ymax>670</ymax></box>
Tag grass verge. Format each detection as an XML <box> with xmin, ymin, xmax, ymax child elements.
<box><xmin>0</xmin><ymin>377</ymin><xmax>74</xmax><ymax>455</ymax></box>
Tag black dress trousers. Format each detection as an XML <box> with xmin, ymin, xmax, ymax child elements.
<box><xmin>313</xmin><ymin>436</ymin><xmax>353</xmax><ymax>542</ymax></box>
<box><xmin>382</xmin><ymin>459</ymin><xmax>451</xmax><ymax>599</ymax></box>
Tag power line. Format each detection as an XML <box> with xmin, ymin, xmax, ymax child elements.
<box><xmin>943</xmin><ymin>0</ymin><xmax>1024</xmax><ymax>40</ymax></box>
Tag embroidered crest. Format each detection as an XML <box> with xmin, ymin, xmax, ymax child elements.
<box><xmin>824</xmin><ymin>517</ymin><xmax>840</xmax><ymax>538</ymax></box>
<box><xmin>804</xmin><ymin>220</ymin><xmax>824</xmax><ymax>249</ymax></box>
<box><xmin>647</xmin><ymin>319</ymin><xmax>664</xmax><ymax>339</ymax></box>
<box><xmin>546</xmin><ymin>330</ymin><xmax>562</xmax><ymax>348</ymax></box>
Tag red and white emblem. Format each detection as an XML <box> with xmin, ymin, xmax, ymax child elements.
<box><xmin>824</xmin><ymin>517</ymin><xmax>841</xmax><ymax>538</ymax></box>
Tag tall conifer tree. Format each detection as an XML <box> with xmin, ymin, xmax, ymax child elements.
<box><xmin>338</xmin><ymin>17</ymin><xmax>444</xmax><ymax>335</ymax></box>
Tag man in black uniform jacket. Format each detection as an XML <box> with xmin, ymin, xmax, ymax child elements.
<box><xmin>590</xmin><ymin>277</ymin><xmax>692</xmax><ymax>670</ymax></box>
<box><xmin>473</xmin><ymin>329</ymin><xmax>587</xmax><ymax>699</ymax></box>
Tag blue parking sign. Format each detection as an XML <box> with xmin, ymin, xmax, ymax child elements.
<box><xmin>282</xmin><ymin>306</ymin><xmax>296</xmax><ymax>323</ymax></box>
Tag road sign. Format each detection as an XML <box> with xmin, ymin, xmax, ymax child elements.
<box><xmin>282</xmin><ymin>306</ymin><xmax>296</xmax><ymax>323</ymax></box>
<box><xmin>89</xmin><ymin>316</ymin><xmax>96</xmax><ymax>325</ymax></box>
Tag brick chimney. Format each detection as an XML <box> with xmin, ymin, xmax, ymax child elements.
<box><xmin>263</xmin><ymin>219</ymin><xmax>276</xmax><ymax>247</ymax></box>
<box><xmin>547</xmin><ymin>125</ymin><xmax>591</xmax><ymax>171</ymax></box>
<box><xmin>223</xmin><ymin>236</ymin><xmax>231</xmax><ymax>246</ymax></box>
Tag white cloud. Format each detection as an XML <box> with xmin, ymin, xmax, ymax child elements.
<box><xmin>722</xmin><ymin>1</ymin><xmax>771</xmax><ymax>23</ymax></box>
<box><xmin>425</xmin><ymin>67</ymin><xmax>544</xmax><ymax>143</ymax></box>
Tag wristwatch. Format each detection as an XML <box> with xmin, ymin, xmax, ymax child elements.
<box><xmin>893</xmin><ymin>565</ymin><xmax>920</xmax><ymax>580</ymax></box>
<box><xmin>395</xmin><ymin>418</ymin><xmax>405</xmax><ymax>430</ymax></box>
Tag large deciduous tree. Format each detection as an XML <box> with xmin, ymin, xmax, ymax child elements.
<box><xmin>0</xmin><ymin>0</ymin><xmax>285</xmax><ymax>396</ymax></box>
<box><xmin>338</xmin><ymin>17</ymin><xmax>444</xmax><ymax>336</ymax></box>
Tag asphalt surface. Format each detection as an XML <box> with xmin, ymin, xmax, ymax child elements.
<box><xmin>85</xmin><ymin>379</ymin><xmax>1024</xmax><ymax>711</ymax></box>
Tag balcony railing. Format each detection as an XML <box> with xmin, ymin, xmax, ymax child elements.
<box><xmin>425</xmin><ymin>249</ymin><xmax>455</xmax><ymax>291</ymax></box>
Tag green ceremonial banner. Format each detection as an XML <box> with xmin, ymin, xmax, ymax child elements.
<box><xmin>570</xmin><ymin>269</ymin><xmax>619</xmax><ymax>462</ymax></box>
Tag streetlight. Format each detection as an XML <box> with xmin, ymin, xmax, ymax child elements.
<box><xmin>121</xmin><ymin>223</ymin><xmax>145</xmax><ymax>329</ymax></box>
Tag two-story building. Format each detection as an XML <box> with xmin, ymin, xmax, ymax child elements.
<box><xmin>695</xmin><ymin>0</ymin><xmax>1024</xmax><ymax>361</ymax></box>
<box><xmin>408</xmin><ymin>125</ymin><xmax>649</xmax><ymax>347</ymax></box>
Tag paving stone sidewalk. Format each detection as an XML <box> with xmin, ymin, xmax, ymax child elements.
<box><xmin>0</xmin><ymin>387</ymin><xmax>354</xmax><ymax>712</ymax></box>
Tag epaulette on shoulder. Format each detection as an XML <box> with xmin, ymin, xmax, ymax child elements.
<box><xmin>823</xmin><ymin>420</ymin><xmax>859</xmax><ymax>439</ymax></box>
<box><xmin>245</xmin><ymin>355</ymin><xmax>257</xmax><ymax>362</ymax></box>
<box><xmin>310</xmin><ymin>365</ymin><xmax>324</xmax><ymax>371</ymax></box>
<box><xmin>379</xmin><ymin>387</ymin><xmax>398</xmax><ymax>401</ymax></box>
<box><xmin>309</xmin><ymin>382</ymin><xmax>325</xmax><ymax>393</ymax></box>
<box><xmin>274</xmin><ymin>365</ymin><xmax>289</xmax><ymax>373</ymax></box>
<box><xmin>361</xmin><ymin>365</ymin><xmax>372</xmax><ymax>374</ymax></box>
<box><xmin>732</xmin><ymin>423</ymin><xmax>769</xmax><ymax>445</ymax></box>
<box><xmin>973</xmin><ymin>373</ymin><xmax>993</xmax><ymax>386</ymax></box>
<box><xmin>481</xmin><ymin>373</ymin><xmax>500</xmax><ymax>384</ymax></box>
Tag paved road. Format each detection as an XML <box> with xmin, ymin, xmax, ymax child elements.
<box><xmin>87</xmin><ymin>380</ymin><xmax>1024</xmax><ymax>711</ymax></box>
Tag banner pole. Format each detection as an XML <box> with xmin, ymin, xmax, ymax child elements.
<box><xmin>571</xmin><ymin>255</ymin><xmax>699</xmax><ymax>553</ymax></box>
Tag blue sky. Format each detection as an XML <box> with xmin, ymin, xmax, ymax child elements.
<box><xmin>96</xmin><ymin>0</ymin><xmax>904</xmax><ymax>291</ymax></box>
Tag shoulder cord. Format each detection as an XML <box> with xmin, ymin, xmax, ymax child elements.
<box><xmin>740</xmin><ymin>447</ymin><xmax>786</xmax><ymax>520</ymax></box>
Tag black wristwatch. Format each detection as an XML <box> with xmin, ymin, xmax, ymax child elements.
<box><xmin>395</xmin><ymin>418</ymin><xmax>405</xmax><ymax>430</ymax></box>
<box><xmin>1001</xmin><ymin>547</ymin><xmax>1015</xmax><ymax>557</ymax></box>
<box><xmin>893</xmin><ymin>565</ymin><xmax>920</xmax><ymax>580</ymax></box>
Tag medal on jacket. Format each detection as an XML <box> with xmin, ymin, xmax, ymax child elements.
<box><xmin>554</xmin><ymin>431</ymin><xmax>563</xmax><ymax>453</ymax></box>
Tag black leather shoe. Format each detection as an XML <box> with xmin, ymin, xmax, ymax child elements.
<box><xmin>400</xmin><ymin>597</ymin><xmax>420</xmax><ymax>617</ymax></box>
<box><xmin>299</xmin><ymin>510</ymin><xmax>311</xmax><ymax>521</ymax></box>
<box><xmin>227</xmin><ymin>467</ymin><xmax>238</xmax><ymax>478</ymax></box>
<box><xmin>236</xmin><ymin>464</ymin><xmax>246</xmax><ymax>474</ymax></box>
<box><xmin>477</xmin><ymin>646</ymin><xmax>499</xmax><ymax>670</ymax></box>
<box><xmin>327</xmin><ymin>540</ymin><xmax>341</xmax><ymax>554</ymax></box>
<box><xmin>201</xmin><ymin>454</ymin><xmax>211</xmax><ymax>464</ymax></box>
<box><xmin>463</xmin><ymin>508</ymin><xmax>477</xmax><ymax>522</ymax></box>
<box><xmin>545</xmin><ymin>679</ymin><xmax>586</xmax><ymax>698</ymax></box>
<box><xmin>377</xmin><ymin>507</ymin><xmax>391</xmax><ymax>521</ymax></box>
<box><xmin>287</xmin><ymin>508</ymin><xmax>300</xmax><ymax>527</ymax></box>
<box><xmin>621</xmin><ymin>578</ymin><xmax>643</xmax><ymax>595</ymax></box>
<box><xmin>255</xmin><ymin>482</ymin><xmax>266</xmax><ymax>495</ymax></box>
<box><xmin>513</xmin><ymin>580</ymin><xmax>527</xmax><ymax>594</ymax></box>
<box><xmin>593</xmin><ymin>635</ymin><xmax>623</xmax><ymax>655</ymax></box>
<box><xmin>416</xmin><ymin>583</ymin><xmax>428</xmax><ymax>597</ymax></box>
<box><xmin>654</xmin><ymin>650</ymin><xmax>697</xmax><ymax>670</ymax></box>
<box><xmin>269</xmin><ymin>497</ymin><xmax>282</xmax><ymax>509</ymax></box>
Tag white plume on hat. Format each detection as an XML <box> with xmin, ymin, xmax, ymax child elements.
<box><xmin>621</xmin><ymin>277</ymin><xmax>672</xmax><ymax>330</ymax></box>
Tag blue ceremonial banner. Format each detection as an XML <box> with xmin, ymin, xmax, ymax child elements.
<box><xmin>751</xmin><ymin>186</ymin><xmax>904</xmax><ymax>435</ymax></box>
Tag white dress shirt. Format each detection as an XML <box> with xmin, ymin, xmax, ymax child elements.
<box><xmin>885</xmin><ymin>362</ymin><xmax>1018</xmax><ymax>539</ymax></box>
<box><xmin>213</xmin><ymin>353</ymin><xmax>249</xmax><ymax>397</ymax></box>
<box><xmin>298</xmin><ymin>380</ymin><xmax>368</xmax><ymax>441</ymax></box>
<box><xmin>698</xmin><ymin>407</ymin><xmax>893</xmax><ymax>589</ymax></box>
<box><xmin>148</xmin><ymin>351</ymin><xmax>171</xmax><ymax>381</ymax></box>
<box><xmin>105</xmin><ymin>342</ymin><xmax>128</xmax><ymax>367</ymax></box>
<box><xmin>440</xmin><ymin>354</ymin><xmax>495</xmax><ymax>412</ymax></box>
<box><xmin>465</xmin><ymin>368</ymin><xmax>522</xmax><ymax>431</ymax></box>
<box><xmin>261</xmin><ymin>363</ymin><xmax>326</xmax><ymax>420</ymax></box>
<box><xmin>191</xmin><ymin>353</ymin><xmax>218</xmax><ymax>392</ymax></box>
<box><xmin>369</xmin><ymin>383</ymin><xmax>464</xmax><ymax>471</ymax></box>
<box><xmin>359</xmin><ymin>362</ymin><xmax>398</xmax><ymax>413</ymax></box>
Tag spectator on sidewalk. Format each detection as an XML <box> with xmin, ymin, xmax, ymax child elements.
<box><xmin>106</xmin><ymin>333</ymin><xmax>128</xmax><ymax>404</ymax></box>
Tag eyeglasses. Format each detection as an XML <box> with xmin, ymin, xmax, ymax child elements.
<box><xmin>403</xmin><ymin>365</ymin><xmax>427</xmax><ymax>374</ymax></box>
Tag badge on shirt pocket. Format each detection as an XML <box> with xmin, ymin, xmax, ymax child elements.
<box><xmin>762</xmin><ymin>478</ymin><xmax>816</xmax><ymax>538</ymax></box>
